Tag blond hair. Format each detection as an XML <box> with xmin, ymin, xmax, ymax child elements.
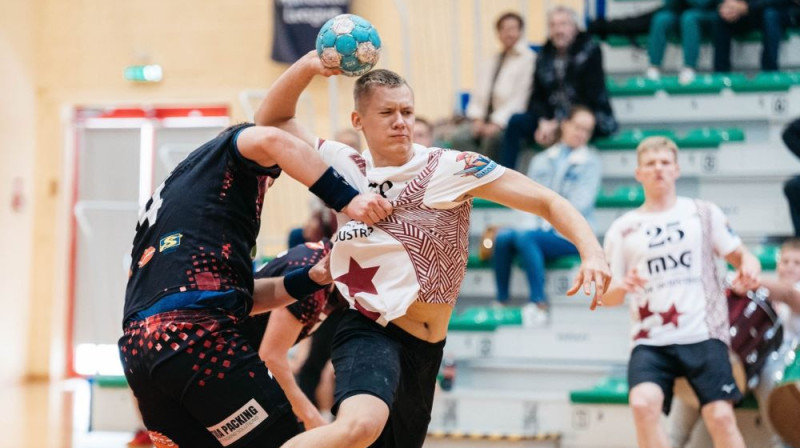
<box><xmin>781</xmin><ymin>238</ymin><xmax>800</xmax><ymax>253</ymax></box>
<box><xmin>636</xmin><ymin>136</ymin><xmax>679</xmax><ymax>164</ymax></box>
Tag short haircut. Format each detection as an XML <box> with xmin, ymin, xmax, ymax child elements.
<box><xmin>636</xmin><ymin>136</ymin><xmax>679</xmax><ymax>164</ymax></box>
<box><xmin>496</xmin><ymin>12</ymin><xmax>524</xmax><ymax>31</ymax></box>
<box><xmin>353</xmin><ymin>69</ymin><xmax>410</xmax><ymax>111</ymax></box>
<box><xmin>567</xmin><ymin>104</ymin><xmax>594</xmax><ymax>121</ymax></box>
<box><xmin>548</xmin><ymin>5</ymin><xmax>583</xmax><ymax>30</ymax></box>
<box><xmin>781</xmin><ymin>238</ymin><xmax>800</xmax><ymax>253</ymax></box>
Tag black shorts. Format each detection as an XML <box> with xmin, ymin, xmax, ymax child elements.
<box><xmin>118</xmin><ymin>310</ymin><xmax>301</xmax><ymax>448</ymax></box>
<box><xmin>628</xmin><ymin>338</ymin><xmax>743</xmax><ymax>414</ymax></box>
<box><xmin>331</xmin><ymin>310</ymin><xmax>445</xmax><ymax>448</ymax></box>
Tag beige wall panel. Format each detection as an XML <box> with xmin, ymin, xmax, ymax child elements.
<box><xmin>0</xmin><ymin>0</ymin><xmax>37</xmax><ymax>383</ymax></box>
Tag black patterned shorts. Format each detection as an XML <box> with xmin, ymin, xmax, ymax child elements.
<box><xmin>119</xmin><ymin>309</ymin><xmax>300</xmax><ymax>447</ymax></box>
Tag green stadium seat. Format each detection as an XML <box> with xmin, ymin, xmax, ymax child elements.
<box><xmin>731</xmin><ymin>71</ymin><xmax>796</xmax><ymax>93</ymax></box>
<box><xmin>676</xmin><ymin>127</ymin><xmax>745</xmax><ymax>148</ymax></box>
<box><xmin>752</xmin><ymin>244</ymin><xmax>779</xmax><ymax>271</ymax></box>
<box><xmin>448</xmin><ymin>306</ymin><xmax>522</xmax><ymax>331</ymax></box>
<box><xmin>593</xmin><ymin>129</ymin><xmax>676</xmax><ymax>150</ymax></box>
<box><xmin>595</xmin><ymin>185</ymin><xmax>645</xmax><ymax>208</ymax></box>
<box><xmin>606</xmin><ymin>76</ymin><xmax>661</xmax><ymax>97</ymax></box>
<box><xmin>661</xmin><ymin>73</ymin><xmax>741</xmax><ymax>95</ymax></box>
<box><xmin>570</xmin><ymin>377</ymin><xmax>629</xmax><ymax>404</ymax></box>
<box><xmin>91</xmin><ymin>375</ymin><xmax>129</xmax><ymax>388</ymax></box>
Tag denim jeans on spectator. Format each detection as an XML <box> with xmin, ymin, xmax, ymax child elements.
<box><xmin>493</xmin><ymin>228</ymin><xmax>579</xmax><ymax>304</ymax></box>
<box><xmin>713</xmin><ymin>5</ymin><xmax>788</xmax><ymax>72</ymax></box>
<box><xmin>648</xmin><ymin>8</ymin><xmax>717</xmax><ymax>68</ymax></box>
<box><xmin>498</xmin><ymin>111</ymin><xmax>541</xmax><ymax>170</ymax></box>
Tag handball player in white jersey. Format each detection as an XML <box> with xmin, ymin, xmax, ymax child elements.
<box><xmin>602</xmin><ymin>136</ymin><xmax>761</xmax><ymax>448</ymax></box>
<box><xmin>255</xmin><ymin>51</ymin><xmax>611</xmax><ymax>448</ymax></box>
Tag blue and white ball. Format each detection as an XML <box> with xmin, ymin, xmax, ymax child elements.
<box><xmin>316</xmin><ymin>14</ymin><xmax>381</xmax><ymax>77</ymax></box>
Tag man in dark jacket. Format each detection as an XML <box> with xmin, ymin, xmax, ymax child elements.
<box><xmin>498</xmin><ymin>6</ymin><xmax>618</xmax><ymax>169</ymax></box>
<box><xmin>713</xmin><ymin>0</ymin><xmax>800</xmax><ymax>72</ymax></box>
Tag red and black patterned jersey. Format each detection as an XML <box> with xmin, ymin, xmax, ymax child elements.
<box><xmin>123</xmin><ymin>123</ymin><xmax>281</xmax><ymax>323</ymax></box>
<box><xmin>238</xmin><ymin>239</ymin><xmax>348</xmax><ymax>345</ymax></box>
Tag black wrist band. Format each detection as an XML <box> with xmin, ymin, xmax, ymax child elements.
<box><xmin>309</xmin><ymin>167</ymin><xmax>359</xmax><ymax>212</ymax></box>
<box><xmin>284</xmin><ymin>266</ymin><xmax>325</xmax><ymax>301</ymax></box>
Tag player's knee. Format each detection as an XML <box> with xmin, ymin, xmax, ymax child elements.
<box><xmin>629</xmin><ymin>388</ymin><xmax>662</xmax><ymax>418</ymax></box>
<box><xmin>703</xmin><ymin>403</ymin><xmax>736</xmax><ymax>430</ymax></box>
<box><xmin>341</xmin><ymin>414</ymin><xmax>384</xmax><ymax>445</ymax></box>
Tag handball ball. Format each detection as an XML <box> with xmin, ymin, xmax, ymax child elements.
<box><xmin>316</xmin><ymin>14</ymin><xmax>381</xmax><ymax>77</ymax></box>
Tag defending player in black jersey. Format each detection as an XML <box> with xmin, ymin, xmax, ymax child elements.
<box><xmin>118</xmin><ymin>123</ymin><xmax>390</xmax><ymax>448</ymax></box>
<box><xmin>237</xmin><ymin>239</ymin><xmax>347</xmax><ymax>430</ymax></box>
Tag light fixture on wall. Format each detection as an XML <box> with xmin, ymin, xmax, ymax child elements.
<box><xmin>124</xmin><ymin>64</ymin><xmax>163</xmax><ymax>82</ymax></box>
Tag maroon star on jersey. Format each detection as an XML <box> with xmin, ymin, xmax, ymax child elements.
<box><xmin>335</xmin><ymin>257</ymin><xmax>380</xmax><ymax>296</ymax></box>
<box><xmin>634</xmin><ymin>328</ymin><xmax>650</xmax><ymax>340</ymax></box>
<box><xmin>660</xmin><ymin>304</ymin><xmax>681</xmax><ymax>327</ymax></box>
<box><xmin>638</xmin><ymin>302</ymin><xmax>654</xmax><ymax>320</ymax></box>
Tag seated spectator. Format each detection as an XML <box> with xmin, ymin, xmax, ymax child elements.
<box><xmin>646</xmin><ymin>0</ymin><xmax>719</xmax><ymax>84</ymax></box>
<box><xmin>414</xmin><ymin>116</ymin><xmax>435</xmax><ymax>147</ymax></box>
<box><xmin>492</xmin><ymin>106</ymin><xmax>601</xmax><ymax>325</ymax></box>
<box><xmin>450</xmin><ymin>12</ymin><xmax>536</xmax><ymax>161</ymax></box>
<box><xmin>499</xmin><ymin>6</ymin><xmax>617</xmax><ymax>170</ymax></box>
<box><xmin>783</xmin><ymin>117</ymin><xmax>800</xmax><ymax>236</ymax></box>
<box><xmin>713</xmin><ymin>0</ymin><xmax>800</xmax><ymax>72</ymax></box>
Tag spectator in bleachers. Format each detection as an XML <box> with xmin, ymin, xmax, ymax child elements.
<box><xmin>414</xmin><ymin>116</ymin><xmax>435</xmax><ymax>147</ymax></box>
<box><xmin>498</xmin><ymin>6</ymin><xmax>617</xmax><ymax>170</ymax></box>
<box><xmin>712</xmin><ymin>0</ymin><xmax>800</xmax><ymax>72</ymax></box>
<box><xmin>782</xmin><ymin>117</ymin><xmax>800</xmax><ymax>236</ymax></box>
<box><xmin>450</xmin><ymin>12</ymin><xmax>536</xmax><ymax>161</ymax></box>
<box><xmin>646</xmin><ymin>0</ymin><xmax>720</xmax><ymax>84</ymax></box>
<box><xmin>492</xmin><ymin>106</ymin><xmax>601</xmax><ymax>326</ymax></box>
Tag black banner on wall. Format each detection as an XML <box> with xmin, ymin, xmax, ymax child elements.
<box><xmin>271</xmin><ymin>0</ymin><xmax>351</xmax><ymax>63</ymax></box>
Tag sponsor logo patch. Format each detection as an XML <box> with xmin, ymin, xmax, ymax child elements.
<box><xmin>206</xmin><ymin>398</ymin><xmax>268</xmax><ymax>446</ymax></box>
<box><xmin>454</xmin><ymin>151</ymin><xmax>498</xmax><ymax>178</ymax></box>
<box><xmin>138</xmin><ymin>246</ymin><xmax>156</xmax><ymax>267</ymax></box>
<box><xmin>159</xmin><ymin>232</ymin><xmax>183</xmax><ymax>253</ymax></box>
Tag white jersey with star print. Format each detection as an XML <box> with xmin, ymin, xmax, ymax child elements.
<box><xmin>316</xmin><ymin>139</ymin><xmax>505</xmax><ymax>324</ymax></box>
<box><xmin>604</xmin><ymin>197</ymin><xmax>742</xmax><ymax>347</ymax></box>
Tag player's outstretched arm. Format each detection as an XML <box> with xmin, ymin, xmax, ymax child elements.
<box><xmin>468</xmin><ymin>169</ymin><xmax>611</xmax><ymax>309</ymax></box>
<box><xmin>254</xmin><ymin>51</ymin><xmax>340</xmax><ymax>147</ymax></box>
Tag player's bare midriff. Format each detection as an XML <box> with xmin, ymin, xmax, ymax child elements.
<box><xmin>391</xmin><ymin>301</ymin><xmax>453</xmax><ymax>342</ymax></box>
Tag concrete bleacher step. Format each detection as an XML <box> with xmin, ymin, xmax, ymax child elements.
<box><xmin>455</xmin><ymin>358</ymin><xmax>623</xmax><ymax>394</ymax></box>
<box><xmin>446</xmin><ymin>310</ymin><xmax>631</xmax><ymax>365</ymax></box>
<box><xmin>430</xmin><ymin>388</ymin><xmax>570</xmax><ymax>440</ymax></box>
<box><xmin>600</xmin><ymin>141</ymin><xmax>800</xmax><ymax>179</ymax></box>
<box><xmin>611</xmin><ymin>84</ymin><xmax>800</xmax><ymax>130</ymax></box>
